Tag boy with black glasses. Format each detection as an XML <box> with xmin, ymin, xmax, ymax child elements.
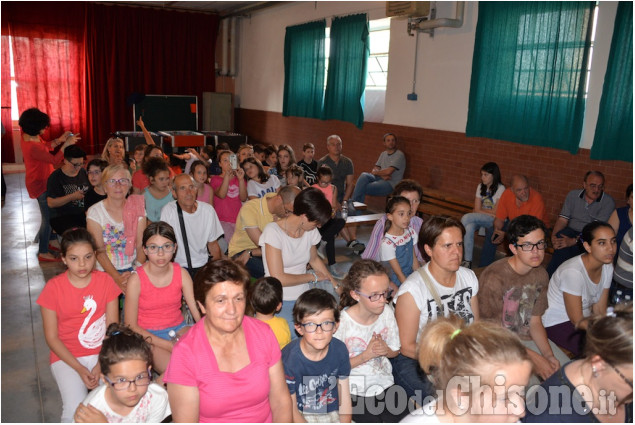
<box><xmin>478</xmin><ymin>215</ymin><xmax>570</xmax><ymax>395</ymax></box>
<box><xmin>281</xmin><ymin>288</ymin><xmax>352</xmax><ymax>423</ymax></box>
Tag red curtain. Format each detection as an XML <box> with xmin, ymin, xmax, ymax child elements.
<box><xmin>2</xmin><ymin>2</ymin><xmax>87</xmax><ymax>147</ymax></box>
<box><xmin>1</xmin><ymin>2</ymin><xmax>218</xmax><ymax>157</ymax></box>
<box><xmin>1</xmin><ymin>34</ymin><xmax>14</xmax><ymax>162</ymax></box>
<box><xmin>85</xmin><ymin>3</ymin><xmax>218</xmax><ymax>153</ymax></box>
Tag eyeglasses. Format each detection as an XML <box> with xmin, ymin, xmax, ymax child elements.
<box><xmin>514</xmin><ymin>240</ymin><xmax>547</xmax><ymax>251</ymax></box>
<box><xmin>103</xmin><ymin>369</ymin><xmax>151</xmax><ymax>391</ymax></box>
<box><xmin>608</xmin><ymin>363</ymin><xmax>633</xmax><ymax>388</ymax></box>
<box><xmin>355</xmin><ymin>289</ymin><xmax>393</xmax><ymax>302</ymax></box>
<box><xmin>87</xmin><ymin>170</ymin><xmax>102</xmax><ymax>176</ymax></box>
<box><xmin>105</xmin><ymin>178</ymin><xmax>131</xmax><ymax>187</ymax></box>
<box><xmin>68</xmin><ymin>160</ymin><xmax>84</xmax><ymax>168</ymax></box>
<box><xmin>145</xmin><ymin>243</ymin><xmax>175</xmax><ymax>254</ymax></box>
<box><xmin>299</xmin><ymin>321</ymin><xmax>336</xmax><ymax>333</ymax></box>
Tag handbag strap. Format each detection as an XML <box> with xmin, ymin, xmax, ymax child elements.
<box><xmin>418</xmin><ymin>266</ymin><xmax>443</xmax><ymax>314</ymax></box>
<box><xmin>176</xmin><ymin>203</ymin><xmax>193</xmax><ymax>270</ymax></box>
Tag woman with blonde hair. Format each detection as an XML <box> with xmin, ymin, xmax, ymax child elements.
<box><xmin>86</xmin><ymin>164</ymin><xmax>147</xmax><ymax>293</ymax></box>
<box><xmin>101</xmin><ymin>137</ymin><xmax>126</xmax><ymax>166</ymax></box>
<box><xmin>402</xmin><ymin>315</ymin><xmax>532</xmax><ymax>423</ymax></box>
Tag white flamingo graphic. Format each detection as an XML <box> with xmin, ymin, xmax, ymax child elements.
<box><xmin>78</xmin><ymin>295</ymin><xmax>106</xmax><ymax>349</ymax></box>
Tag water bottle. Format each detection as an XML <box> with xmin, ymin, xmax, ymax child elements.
<box><xmin>341</xmin><ymin>203</ymin><xmax>348</xmax><ymax>220</ymax></box>
<box><xmin>168</xmin><ymin>330</ymin><xmax>179</xmax><ymax>343</ymax></box>
<box><xmin>612</xmin><ymin>289</ymin><xmax>624</xmax><ymax>306</ymax></box>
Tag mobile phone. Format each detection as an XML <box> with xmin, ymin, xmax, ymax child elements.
<box><xmin>229</xmin><ymin>153</ymin><xmax>238</xmax><ymax>170</ymax></box>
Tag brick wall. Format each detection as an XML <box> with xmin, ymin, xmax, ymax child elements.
<box><xmin>237</xmin><ymin>108</ymin><xmax>633</xmax><ymax>225</ymax></box>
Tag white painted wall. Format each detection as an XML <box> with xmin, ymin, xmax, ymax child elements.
<box><xmin>237</xmin><ymin>1</ymin><xmax>618</xmax><ymax>149</ymax></box>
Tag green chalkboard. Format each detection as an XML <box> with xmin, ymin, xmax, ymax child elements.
<box><xmin>133</xmin><ymin>95</ymin><xmax>198</xmax><ymax>131</ymax></box>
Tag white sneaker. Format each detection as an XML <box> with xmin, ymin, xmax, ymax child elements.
<box><xmin>328</xmin><ymin>264</ymin><xmax>345</xmax><ymax>280</ymax></box>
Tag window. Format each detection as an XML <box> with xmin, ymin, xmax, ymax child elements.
<box><xmin>325</xmin><ymin>18</ymin><xmax>391</xmax><ymax>89</ymax></box>
<box><xmin>367</xmin><ymin>18</ymin><xmax>391</xmax><ymax>88</ymax></box>
<box><xmin>466</xmin><ymin>2</ymin><xmax>595</xmax><ymax>153</ymax></box>
<box><xmin>512</xmin><ymin>5</ymin><xmax>598</xmax><ymax>98</ymax></box>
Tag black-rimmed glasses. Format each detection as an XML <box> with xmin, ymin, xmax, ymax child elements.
<box><xmin>355</xmin><ymin>289</ymin><xmax>393</xmax><ymax>302</ymax></box>
<box><xmin>103</xmin><ymin>369</ymin><xmax>151</xmax><ymax>391</ymax></box>
<box><xmin>514</xmin><ymin>240</ymin><xmax>547</xmax><ymax>251</ymax></box>
<box><xmin>299</xmin><ymin>321</ymin><xmax>336</xmax><ymax>333</ymax></box>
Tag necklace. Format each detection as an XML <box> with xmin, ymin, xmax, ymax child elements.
<box><xmin>283</xmin><ymin>217</ymin><xmax>301</xmax><ymax>238</ymax></box>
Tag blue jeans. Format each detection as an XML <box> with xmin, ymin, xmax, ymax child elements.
<box><xmin>546</xmin><ymin>227</ymin><xmax>583</xmax><ymax>277</ymax></box>
<box><xmin>36</xmin><ymin>191</ymin><xmax>54</xmax><ymax>254</ymax></box>
<box><xmin>352</xmin><ymin>173</ymin><xmax>393</xmax><ymax>203</ymax></box>
<box><xmin>147</xmin><ymin>320</ymin><xmax>187</xmax><ymax>341</ymax></box>
<box><xmin>479</xmin><ymin>220</ymin><xmax>508</xmax><ymax>268</ymax></box>
<box><xmin>278</xmin><ymin>300</ymin><xmax>298</xmax><ymax>340</ymax></box>
<box><xmin>389</xmin><ymin>354</ymin><xmax>435</xmax><ymax>403</ymax></box>
<box><xmin>461</xmin><ymin>213</ymin><xmax>494</xmax><ymax>262</ymax></box>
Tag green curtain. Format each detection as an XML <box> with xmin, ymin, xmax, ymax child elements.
<box><xmin>323</xmin><ymin>14</ymin><xmax>369</xmax><ymax>129</ymax></box>
<box><xmin>466</xmin><ymin>2</ymin><xmax>594</xmax><ymax>153</ymax></box>
<box><xmin>283</xmin><ymin>19</ymin><xmax>326</xmax><ymax>119</ymax></box>
<box><xmin>591</xmin><ymin>2</ymin><xmax>633</xmax><ymax>162</ymax></box>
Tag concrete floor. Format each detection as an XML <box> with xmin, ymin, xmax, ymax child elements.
<box><xmin>2</xmin><ymin>172</ymin><xmax>65</xmax><ymax>422</ymax></box>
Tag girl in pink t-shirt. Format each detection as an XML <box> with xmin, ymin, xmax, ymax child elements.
<box><xmin>211</xmin><ymin>149</ymin><xmax>248</xmax><ymax>242</ymax></box>
<box><xmin>190</xmin><ymin>160</ymin><xmax>213</xmax><ymax>206</ymax></box>
<box><xmin>37</xmin><ymin>228</ymin><xmax>121</xmax><ymax>422</ymax></box>
<box><xmin>124</xmin><ymin>221</ymin><xmax>201</xmax><ymax>384</ymax></box>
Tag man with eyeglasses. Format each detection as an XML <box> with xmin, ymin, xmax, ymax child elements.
<box><xmin>547</xmin><ymin>170</ymin><xmax>615</xmax><ymax>276</ymax></box>
<box><xmin>228</xmin><ymin>185</ymin><xmax>301</xmax><ymax>278</ymax></box>
<box><xmin>478</xmin><ymin>215</ymin><xmax>570</xmax><ymax>395</ymax></box>
<box><xmin>160</xmin><ymin>174</ymin><xmax>223</xmax><ymax>279</ymax></box>
<box><xmin>480</xmin><ymin>174</ymin><xmax>548</xmax><ymax>268</ymax></box>
<box><xmin>46</xmin><ymin>145</ymin><xmax>90</xmax><ymax>235</ymax></box>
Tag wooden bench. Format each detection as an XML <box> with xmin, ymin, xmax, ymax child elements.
<box><xmin>345</xmin><ymin>213</ymin><xmax>384</xmax><ymax>227</ymax></box>
<box><xmin>417</xmin><ymin>188</ymin><xmax>473</xmax><ymax>220</ymax></box>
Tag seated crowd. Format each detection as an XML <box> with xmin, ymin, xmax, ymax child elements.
<box><xmin>21</xmin><ymin>107</ymin><xmax>632</xmax><ymax>423</ymax></box>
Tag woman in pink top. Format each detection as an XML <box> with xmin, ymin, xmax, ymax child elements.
<box><xmin>210</xmin><ymin>149</ymin><xmax>248</xmax><ymax>242</ymax></box>
<box><xmin>19</xmin><ymin>108</ymin><xmax>80</xmax><ymax>262</ymax></box>
<box><xmin>164</xmin><ymin>259</ymin><xmax>292</xmax><ymax>423</ymax></box>
<box><xmin>124</xmin><ymin>222</ymin><xmax>200</xmax><ymax>383</ymax></box>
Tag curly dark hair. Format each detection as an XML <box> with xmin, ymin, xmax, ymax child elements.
<box><xmin>18</xmin><ymin>108</ymin><xmax>50</xmax><ymax>136</ymax></box>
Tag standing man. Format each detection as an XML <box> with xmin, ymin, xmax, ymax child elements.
<box><xmin>228</xmin><ymin>186</ymin><xmax>301</xmax><ymax>278</ymax></box>
<box><xmin>160</xmin><ymin>174</ymin><xmax>223</xmax><ymax>279</ymax></box>
<box><xmin>317</xmin><ymin>135</ymin><xmax>365</xmax><ymax>253</ymax></box>
<box><xmin>546</xmin><ymin>171</ymin><xmax>615</xmax><ymax>276</ymax></box>
<box><xmin>46</xmin><ymin>145</ymin><xmax>90</xmax><ymax>235</ymax></box>
<box><xmin>480</xmin><ymin>175</ymin><xmax>547</xmax><ymax>267</ymax></box>
<box><xmin>351</xmin><ymin>133</ymin><xmax>406</xmax><ymax>204</ymax></box>
<box><xmin>478</xmin><ymin>215</ymin><xmax>569</xmax><ymax>391</ymax></box>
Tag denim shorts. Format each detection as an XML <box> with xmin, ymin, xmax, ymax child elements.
<box><xmin>147</xmin><ymin>321</ymin><xmax>187</xmax><ymax>341</ymax></box>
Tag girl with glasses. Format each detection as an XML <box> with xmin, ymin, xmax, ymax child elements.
<box><xmin>333</xmin><ymin>260</ymin><xmax>407</xmax><ymax>422</ymax></box>
<box><xmin>525</xmin><ymin>303</ymin><xmax>632</xmax><ymax>423</ymax></box>
<box><xmin>37</xmin><ymin>228</ymin><xmax>121</xmax><ymax>422</ymax></box>
<box><xmin>123</xmin><ymin>222</ymin><xmax>200</xmax><ymax>385</ymax></box>
<box><xmin>542</xmin><ymin>221</ymin><xmax>616</xmax><ymax>357</ymax></box>
<box><xmin>73</xmin><ymin>323</ymin><xmax>171</xmax><ymax>423</ymax></box>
